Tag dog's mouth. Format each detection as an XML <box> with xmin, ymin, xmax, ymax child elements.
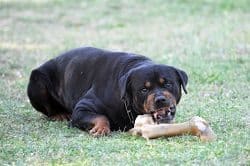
<box><xmin>150</xmin><ymin>105</ymin><xmax>176</xmax><ymax>124</ymax></box>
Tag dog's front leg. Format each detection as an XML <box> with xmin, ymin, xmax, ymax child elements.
<box><xmin>70</xmin><ymin>99</ymin><xmax>110</xmax><ymax>137</ymax></box>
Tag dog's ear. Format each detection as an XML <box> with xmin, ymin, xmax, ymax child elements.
<box><xmin>175</xmin><ymin>69</ymin><xmax>188</xmax><ymax>94</ymax></box>
<box><xmin>119</xmin><ymin>70</ymin><xmax>133</xmax><ymax>102</ymax></box>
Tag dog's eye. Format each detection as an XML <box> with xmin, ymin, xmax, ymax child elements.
<box><xmin>164</xmin><ymin>82</ymin><xmax>172</xmax><ymax>88</ymax></box>
<box><xmin>140</xmin><ymin>88</ymin><xmax>148</xmax><ymax>93</ymax></box>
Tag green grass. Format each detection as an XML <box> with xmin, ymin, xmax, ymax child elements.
<box><xmin>0</xmin><ymin>0</ymin><xmax>249</xmax><ymax>165</ymax></box>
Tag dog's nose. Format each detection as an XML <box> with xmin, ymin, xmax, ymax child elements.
<box><xmin>154</xmin><ymin>96</ymin><xmax>170</xmax><ymax>107</ymax></box>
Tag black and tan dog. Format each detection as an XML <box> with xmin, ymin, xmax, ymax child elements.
<box><xmin>27</xmin><ymin>47</ymin><xmax>188</xmax><ymax>136</ymax></box>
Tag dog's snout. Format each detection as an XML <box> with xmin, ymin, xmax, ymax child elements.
<box><xmin>154</xmin><ymin>96</ymin><xmax>170</xmax><ymax>107</ymax></box>
<box><xmin>155</xmin><ymin>96</ymin><xmax>166</xmax><ymax>103</ymax></box>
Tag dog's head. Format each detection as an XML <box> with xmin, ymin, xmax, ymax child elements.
<box><xmin>119</xmin><ymin>64</ymin><xmax>188</xmax><ymax>123</ymax></box>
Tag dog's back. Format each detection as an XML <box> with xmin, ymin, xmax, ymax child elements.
<box><xmin>27</xmin><ymin>47</ymin><xmax>150</xmax><ymax>121</ymax></box>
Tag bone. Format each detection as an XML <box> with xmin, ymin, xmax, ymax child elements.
<box><xmin>129</xmin><ymin>115</ymin><xmax>216</xmax><ymax>141</ymax></box>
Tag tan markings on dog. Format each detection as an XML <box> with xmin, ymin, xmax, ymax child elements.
<box><xmin>143</xmin><ymin>93</ymin><xmax>155</xmax><ymax>113</ymax></box>
<box><xmin>145</xmin><ymin>81</ymin><xmax>151</xmax><ymax>88</ymax></box>
<box><xmin>159</xmin><ymin>78</ymin><xmax>165</xmax><ymax>84</ymax></box>
<box><xmin>163</xmin><ymin>90</ymin><xmax>177</xmax><ymax>105</ymax></box>
<box><xmin>89</xmin><ymin>116</ymin><xmax>110</xmax><ymax>137</ymax></box>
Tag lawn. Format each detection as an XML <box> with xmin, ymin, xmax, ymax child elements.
<box><xmin>0</xmin><ymin>0</ymin><xmax>249</xmax><ymax>165</ymax></box>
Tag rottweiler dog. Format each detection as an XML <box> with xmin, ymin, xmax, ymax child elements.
<box><xmin>27</xmin><ymin>47</ymin><xmax>188</xmax><ymax>136</ymax></box>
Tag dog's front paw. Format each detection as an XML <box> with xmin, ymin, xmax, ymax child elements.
<box><xmin>89</xmin><ymin>124</ymin><xmax>111</xmax><ymax>137</ymax></box>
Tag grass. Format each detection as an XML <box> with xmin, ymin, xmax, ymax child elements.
<box><xmin>0</xmin><ymin>0</ymin><xmax>249</xmax><ymax>165</ymax></box>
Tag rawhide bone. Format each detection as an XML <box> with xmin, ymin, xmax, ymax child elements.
<box><xmin>129</xmin><ymin>115</ymin><xmax>216</xmax><ymax>141</ymax></box>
